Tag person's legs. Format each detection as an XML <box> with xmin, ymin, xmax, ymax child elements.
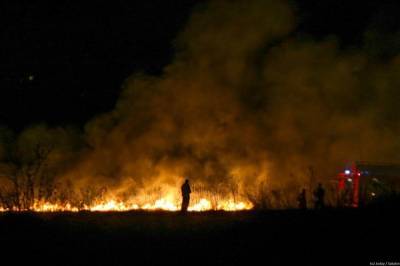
<box><xmin>181</xmin><ymin>196</ymin><xmax>190</xmax><ymax>212</ymax></box>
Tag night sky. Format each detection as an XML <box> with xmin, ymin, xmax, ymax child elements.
<box><xmin>1</xmin><ymin>0</ymin><xmax>400</xmax><ymax>130</ymax></box>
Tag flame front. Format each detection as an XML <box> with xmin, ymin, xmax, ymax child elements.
<box><xmin>0</xmin><ymin>176</ymin><xmax>254</xmax><ymax>212</ymax></box>
<box><xmin>24</xmin><ymin>197</ymin><xmax>252</xmax><ymax>212</ymax></box>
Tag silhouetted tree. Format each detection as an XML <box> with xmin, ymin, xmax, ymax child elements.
<box><xmin>0</xmin><ymin>141</ymin><xmax>54</xmax><ymax>210</ymax></box>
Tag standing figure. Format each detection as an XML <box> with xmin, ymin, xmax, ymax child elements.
<box><xmin>181</xmin><ymin>179</ymin><xmax>191</xmax><ymax>212</ymax></box>
<box><xmin>297</xmin><ymin>188</ymin><xmax>307</xmax><ymax>209</ymax></box>
<box><xmin>313</xmin><ymin>183</ymin><xmax>325</xmax><ymax>209</ymax></box>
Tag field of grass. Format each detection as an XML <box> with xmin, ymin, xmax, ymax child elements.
<box><xmin>0</xmin><ymin>208</ymin><xmax>399</xmax><ymax>265</ymax></box>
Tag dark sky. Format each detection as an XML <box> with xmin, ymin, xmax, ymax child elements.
<box><xmin>1</xmin><ymin>0</ymin><xmax>400</xmax><ymax>130</ymax></box>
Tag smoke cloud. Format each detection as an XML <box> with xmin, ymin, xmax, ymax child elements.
<box><xmin>2</xmin><ymin>0</ymin><xmax>400</xmax><ymax>206</ymax></box>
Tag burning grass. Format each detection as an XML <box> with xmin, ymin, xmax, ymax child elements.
<box><xmin>0</xmin><ymin>183</ymin><xmax>253</xmax><ymax>212</ymax></box>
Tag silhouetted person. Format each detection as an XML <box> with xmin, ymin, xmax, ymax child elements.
<box><xmin>313</xmin><ymin>183</ymin><xmax>325</xmax><ymax>209</ymax></box>
<box><xmin>181</xmin><ymin>179</ymin><xmax>191</xmax><ymax>212</ymax></box>
<box><xmin>297</xmin><ymin>188</ymin><xmax>307</xmax><ymax>209</ymax></box>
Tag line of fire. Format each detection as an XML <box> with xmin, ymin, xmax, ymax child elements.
<box><xmin>1</xmin><ymin>159</ymin><xmax>400</xmax><ymax>212</ymax></box>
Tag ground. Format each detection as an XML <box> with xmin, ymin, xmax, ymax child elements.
<box><xmin>0</xmin><ymin>207</ymin><xmax>399</xmax><ymax>265</ymax></box>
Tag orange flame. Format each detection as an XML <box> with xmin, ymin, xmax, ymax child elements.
<box><xmin>31</xmin><ymin>198</ymin><xmax>251</xmax><ymax>212</ymax></box>
<box><xmin>0</xmin><ymin>178</ymin><xmax>254</xmax><ymax>212</ymax></box>
<box><xmin>1</xmin><ymin>196</ymin><xmax>252</xmax><ymax>212</ymax></box>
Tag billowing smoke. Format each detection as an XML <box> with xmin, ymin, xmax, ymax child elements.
<box><xmin>2</xmin><ymin>0</ymin><xmax>400</xmax><ymax>208</ymax></box>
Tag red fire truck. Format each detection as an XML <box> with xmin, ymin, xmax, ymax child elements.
<box><xmin>337</xmin><ymin>162</ymin><xmax>400</xmax><ymax>207</ymax></box>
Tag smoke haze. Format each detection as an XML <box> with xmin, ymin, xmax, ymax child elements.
<box><xmin>2</xmin><ymin>0</ymin><xmax>400</xmax><ymax>206</ymax></box>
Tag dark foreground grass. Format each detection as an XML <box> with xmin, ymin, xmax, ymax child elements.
<box><xmin>0</xmin><ymin>208</ymin><xmax>399</xmax><ymax>265</ymax></box>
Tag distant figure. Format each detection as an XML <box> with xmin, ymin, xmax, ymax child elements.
<box><xmin>297</xmin><ymin>188</ymin><xmax>307</xmax><ymax>209</ymax></box>
<box><xmin>181</xmin><ymin>179</ymin><xmax>191</xmax><ymax>212</ymax></box>
<box><xmin>313</xmin><ymin>183</ymin><xmax>325</xmax><ymax>209</ymax></box>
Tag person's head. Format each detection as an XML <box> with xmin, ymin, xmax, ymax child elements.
<box><xmin>302</xmin><ymin>188</ymin><xmax>306</xmax><ymax>193</ymax></box>
<box><xmin>318</xmin><ymin>183</ymin><xmax>322</xmax><ymax>188</ymax></box>
<box><xmin>185</xmin><ymin>179</ymin><xmax>189</xmax><ymax>183</ymax></box>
